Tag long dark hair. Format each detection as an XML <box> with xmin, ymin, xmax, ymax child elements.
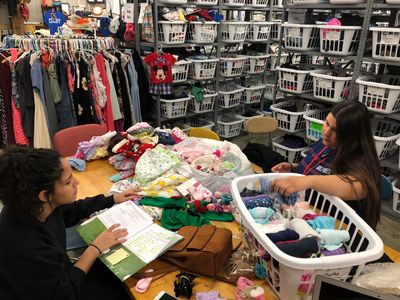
<box><xmin>330</xmin><ymin>101</ymin><xmax>381</xmax><ymax>230</ymax></box>
<box><xmin>0</xmin><ymin>146</ymin><xmax>63</xmax><ymax>222</ymax></box>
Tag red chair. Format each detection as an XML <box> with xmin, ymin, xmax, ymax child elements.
<box><xmin>53</xmin><ymin>124</ymin><xmax>107</xmax><ymax>157</ymax></box>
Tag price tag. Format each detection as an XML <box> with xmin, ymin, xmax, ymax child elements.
<box><xmin>256</xmin><ymin>59</ymin><xmax>265</xmax><ymax>66</ymax></box>
<box><xmin>288</xmin><ymin>27</ymin><xmax>301</xmax><ymax>38</ymax></box>
<box><xmin>326</xmin><ymin>30</ymin><xmax>340</xmax><ymax>41</ymax></box>
<box><xmin>173</xmin><ymin>66</ymin><xmax>185</xmax><ymax>74</ymax></box>
<box><xmin>367</xmin><ymin>86</ymin><xmax>384</xmax><ymax>97</ymax></box>
<box><xmin>283</xmin><ymin>73</ymin><xmax>295</xmax><ymax>82</ymax></box>
<box><xmin>260</xmin><ymin>26</ymin><xmax>269</xmax><ymax>33</ymax></box>
<box><xmin>236</xmin><ymin>26</ymin><xmax>246</xmax><ymax>34</ymax></box>
<box><xmin>381</xmin><ymin>33</ymin><xmax>400</xmax><ymax>45</ymax></box>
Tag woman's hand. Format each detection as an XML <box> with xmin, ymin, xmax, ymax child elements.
<box><xmin>271</xmin><ymin>162</ymin><xmax>292</xmax><ymax>173</ymax></box>
<box><xmin>90</xmin><ymin>224</ymin><xmax>128</xmax><ymax>253</ymax></box>
<box><xmin>113</xmin><ymin>189</ymin><xmax>138</xmax><ymax>204</ymax></box>
<box><xmin>270</xmin><ymin>176</ymin><xmax>310</xmax><ymax>197</ymax></box>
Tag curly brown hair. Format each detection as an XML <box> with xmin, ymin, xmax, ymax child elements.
<box><xmin>0</xmin><ymin>146</ymin><xmax>63</xmax><ymax>222</ymax></box>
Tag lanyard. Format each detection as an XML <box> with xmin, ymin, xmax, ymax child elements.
<box><xmin>303</xmin><ymin>146</ymin><xmax>330</xmax><ymax>175</ymax></box>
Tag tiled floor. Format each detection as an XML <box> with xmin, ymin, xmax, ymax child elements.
<box><xmin>229</xmin><ymin>134</ymin><xmax>400</xmax><ymax>252</ymax></box>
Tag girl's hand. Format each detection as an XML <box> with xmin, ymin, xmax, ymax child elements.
<box><xmin>271</xmin><ymin>162</ymin><xmax>292</xmax><ymax>173</ymax></box>
<box><xmin>270</xmin><ymin>176</ymin><xmax>309</xmax><ymax>197</ymax></box>
<box><xmin>90</xmin><ymin>224</ymin><xmax>128</xmax><ymax>253</ymax></box>
<box><xmin>113</xmin><ymin>189</ymin><xmax>138</xmax><ymax>204</ymax></box>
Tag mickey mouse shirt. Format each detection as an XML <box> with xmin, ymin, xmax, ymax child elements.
<box><xmin>143</xmin><ymin>53</ymin><xmax>176</xmax><ymax>84</ymax></box>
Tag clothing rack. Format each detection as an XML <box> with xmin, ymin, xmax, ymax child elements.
<box><xmin>1</xmin><ymin>35</ymin><xmax>115</xmax><ymax>52</ymax></box>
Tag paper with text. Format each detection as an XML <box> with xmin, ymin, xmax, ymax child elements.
<box><xmin>123</xmin><ymin>223</ymin><xmax>180</xmax><ymax>263</ymax></box>
<box><xmin>97</xmin><ymin>201</ymin><xmax>153</xmax><ymax>240</ymax></box>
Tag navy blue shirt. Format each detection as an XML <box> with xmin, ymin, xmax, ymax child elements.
<box><xmin>296</xmin><ymin>139</ymin><xmax>335</xmax><ymax>175</ymax></box>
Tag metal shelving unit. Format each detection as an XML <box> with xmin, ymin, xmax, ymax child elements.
<box><xmin>137</xmin><ymin>0</ymin><xmax>280</xmax><ymax>134</ymax></box>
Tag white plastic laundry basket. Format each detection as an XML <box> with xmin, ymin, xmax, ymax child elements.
<box><xmin>188</xmin><ymin>92</ymin><xmax>218</xmax><ymax>113</ymax></box>
<box><xmin>370</xmin><ymin>27</ymin><xmax>400</xmax><ymax>62</ymax></box>
<box><xmin>245</xmin><ymin>0</ymin><xmax>269</xmax><ymax>6</ymax></box>
<box><xmin>223</xmin><ymin>0</ymin><xmax>246</xmax><ymax>5</ymax></box>
<box><xmin>186</xmin><ymin>21</ymin><xmax>218</xmax><ymax>44</ymax></box>
<box><xmin>220</xmin><ymin>55</ymin><xmax>248</xmax><ymax>77</ymax></box>
<box><xmin>187</xmin><ymin>0</ymin><xmax>218</xmax><ymax>4</ymax></box>
<box><xmin>277</xmin><ymin>67</ymin><xmax>316</xmax><ymax>94</ymax></box>
<box><xmin>282</xmin><ymin>23</ymin><xmax>321</xmax><ymax>51</ymax></box>
<box><xmin>310</xmin><ymin>70</ymin><xmax>353</xmax><ymax>102</ymax></box>
<box><xmin>319</xmin><ymin>25</ymin><xmax>362</xmax><ymax>56</ymax></box>
<box><xmin>272</xmin><ymin>135</ymin><xmax>309</xmax><ymax>163</ymax></box>
<box><xmin>372</xmin><ymin>118</ymin><xmax>400</xmax><ymax>160</ymax></box>
<box><xmin>244</xmin><ymin>54</ymin><xmax>269</xmax><ymax>74</ymax></box>
<box><xmin>216</xmin><ymin>114</ymin><xmax>244</xmax><ymax>138</ymax></box>
<box><xmin>246</xmin><ymin>22</ymin><xmax>273</xmax><ymax>42</ymax></box>
<box><xmin>218</xmin><ymin>87</ymin><xmax>245</xmax><ymax>108</ymax></box>
<box><xmin>270</xmin><ymin>100</ymin><xmax>323</xmax><ymax>132</ymax></box>
<box><xmin>231</xmin><ymin>173</ymin><xmax>384</xmax><ymax>300</ymax></box>
<box><xmin>303</xmin><ymin>109</ymin><xmax>330</xmax><ymax>141</ymax></box>
<box><xmin>160</xmin><ymin>97</ymin><xmax>190</xmax><ymax>118</ymax></box>
<box><xmin>392</xmin><ymin>178</ymin><xmax>400</xmax><ymax>214</ymax></box>
<box><xmin>172</xmin><ymin>60</ymin><xmax>191</xmax><ymax>83</ymax></box>
<box><xmin>240</xmin><ymin>84</ymin><xmax>266</xmax><ymax>104</ymax></box>
<box><xmin>356</xmin><ymin>75</ymin><xmax>400</xmax><ymax>114</ymax></box>
<box><xmin>187</xmin><ymin>57</ymin><xmax>219</xmax><ymax>80</ymax></box>
<box><xmin>221</xmin><ymin>22</ymin><xmax>250</xmax><ymax>43</ymax></box>
<box><xmin>270</xmin><ymin>21</ymin><xmax>282</xmax><ymax>42</ymax></box>
<box><xmin>182</xmin><ymin>117</ymin><xmax>215</xmax><ymax>134</ymax></box>
<box><xmin>268</xmin><ymin>53</ymin><xmax>289</xmax><ymax>71</ymax></box>
<box><xmin>158</xmin><ymin>21</ymin><xmax>187</xmax><ymax>44</ymax></box>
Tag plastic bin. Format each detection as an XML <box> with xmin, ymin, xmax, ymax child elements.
<box><xmin>277</xmin><ymin>67</ymin><xmax>316</xmax><ymax>94</ymax></box>
<box><xmin>268</xmin><ymin>53</ymin><xmax>289</xmax><ymax>71</ymax></box>
<box><xmin>158</xmin><ymin>0</ymin><xmax>187</xmax><ymax>3</ymax></box>
<box><xmin>392</xmin><ymin>179</ymin><xmax>400</xmax><ymax>214</ymax></box>
<box><xmin>187</xmin><ymin>0</ymin><xmax>218</xmax><ymax>4</ymax></box>
<box><xmin>291</xmin><ymin>0</ymin><xmax>328</xmax><ymax>3</ymax></box>
<box><xmin>220</xmin><ymin>55</ymin><xmax>248</xmax><ymax>77</ymax></box>
<box><xmin>221</xmin><ymin>22</ymin><xmax>250</xmax><ymax>43</ymax></box>
<box><xmin>310</xmin><ymin>70</ymin><xmax>353</xmax><ymax>102</ymax></box>
<box><xmin>182</xmin><ymin>117</ymin><xmax>215</xmax><ymax>134</ymax></box>
<box><xmin>187</xmin><ymin>57</ymin><xmax>219</xmax><ymax>80</ymax></box>
<box><xmin>188</xmin><ymin>92</ymin><xmax>218</xmax><ymax>113</ymax></box>
<box><xmin>160</xmin><ymin>97</ymin><xmax>190</xmax><ymax>118</ymax></box>
<box><xmin>158</xmin><ymin>21</ymin><xmax>187</xmax><ymax>44</ymax></box>
<box><xmin>303</xmin><ymin>109</ymin><xmax>330</xmax><ymax>141</ymax></box>
<box><xmin>231</xmin><ymin>173</ymin><xmax>384</xmax><ymax>300</ymax></box>
<box><xmin>372</xmin><ymin>118</ymin><xmax>400</xmax><ymax>160</ymax></box>
<box><xmin>216</xmin><ymin>114</ymin><xmax>244</xmax><ymax>138</ymax></box>
<box><xmin>356</xmin><ymin>75</ymin><xmax>400</xmax><ymax>114</ymax></box>
<box><xmin>270</xmin><ymin>100</ymin><xmax>323</xmax><ymax>133</ymax></box>
<box><xmin>240</xmin><ymin>84</ymin><xmax>266</xmax><ymax>104</ymax></box>
<box><xmin>186</xmin><ymin>21</ymin><xmax>218</xmax><ymax>44</ymax></box>
<box><xmin>223</xmin><ymin>0</ymin><xmax>246</xmax><ymax>5</ymax></box>
<box><xmin>370</xmin><ymin>27</ymin><xmax>400</xmax><ymax>62</ymax></box>
<box><xmin>272</xmin><ymin>135</ymin><xmax>309</xmax><ymax>163</ymax></box>
<box><xmin>270</xmin><ymin>21</ymin><xmax>282</xmax><ymax>42</ymax></box>
<box><xmin>319</xmin><ymin>25</ymin><xmax>362</xmax><ymax>56</ymax></box>
<box><xmin>218</xmin><ymin>87</ymin><xmax>245</xmax><ymax>108</ymax></box>
<box><xmin>244</xmin><ymin>54</ymin><xmax>269</xmax><ymax>74</ymax></box>
<box><xmin>282</xmin><ymin>23</ymin><xmax>321</xmax><ymax>51</ymax></box>
<box><xmin>245</xmin><ymin>0</ymin><xmax>269</xmax><ymax>6</ymax></box>
<box><xmin>246</xmin><ymin>22</ymin><xmax>273</xmax><ymax>42</ymax></box>
<box><xmin>172</xmin><ymin>60</ymin><xmax>191</xmax><ymax>83</ymax></box>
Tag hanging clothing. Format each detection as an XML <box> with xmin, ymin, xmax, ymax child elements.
<box><xmin>95</xmin><ymin>53</ymin><xmax>114</xmax><ymax>131</ymax></box>
<box><xmin>0</xmin><ymin>60</ymin><xmax>15</xmax><ymax>145</ymax></box>
<box><xmin>55</xmin><ymin>56</ymin><xmax>76</xmax><ymax>130</ymax></box>
<box><xmin>15</xmin><ymin>55</ymin><xmax>35</xmax><ymax>140</ymax></box>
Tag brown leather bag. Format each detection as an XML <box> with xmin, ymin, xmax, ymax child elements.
<box><xmin>163</xmin><ymin>224</ymin><xmax>233</xmax><ymax>277</ymax></box>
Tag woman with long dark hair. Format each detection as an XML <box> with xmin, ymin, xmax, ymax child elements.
<box><xmin>271</xmin><ymin>101</ymin><xmax>381</xmax><ymax>230</ymax></box>
<box><xmin>0</xmin><ymin>146</ymin><xmax>136</xmax><ymax>300</ymax></box>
